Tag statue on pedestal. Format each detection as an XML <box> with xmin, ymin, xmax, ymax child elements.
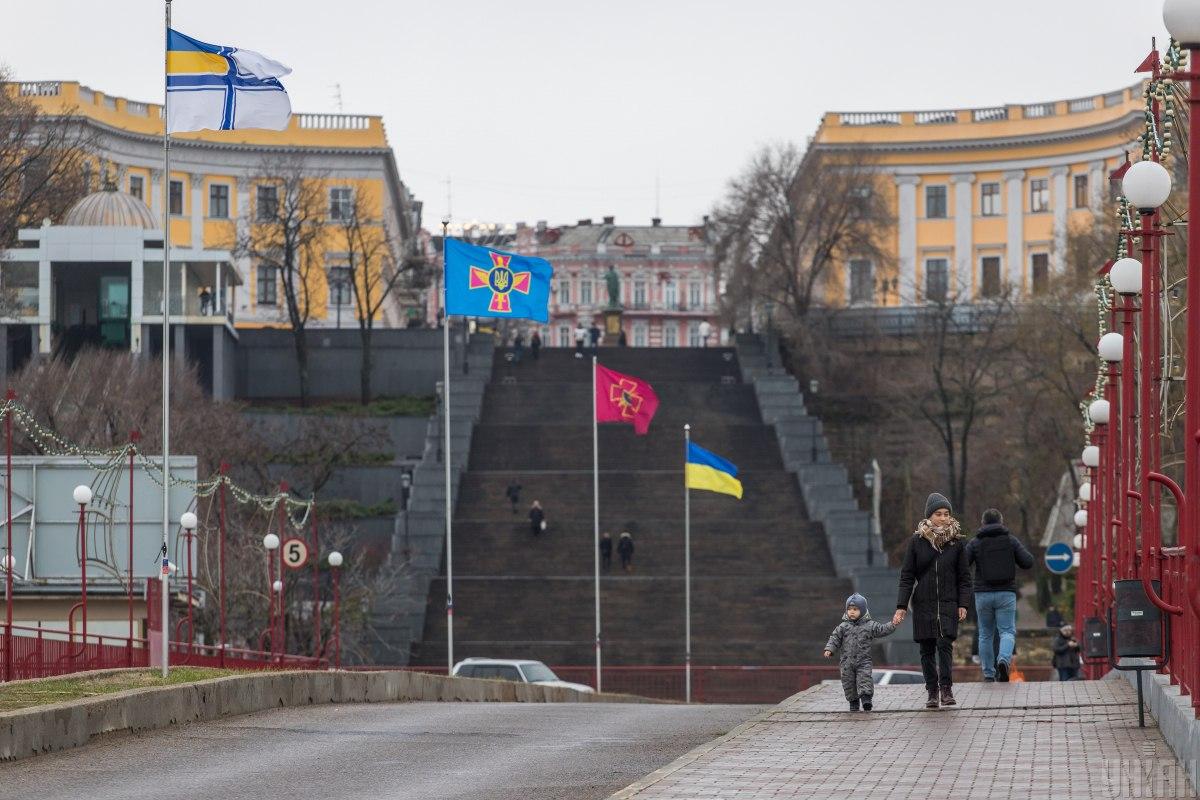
<box><xmin>604</xmin><ymin>265</ymin><xmax>622</xmax><ymax>309</ymax></box>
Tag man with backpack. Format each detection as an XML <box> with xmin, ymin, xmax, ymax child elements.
<box><xmin>966</xmin><ymin>508</ymin><xmax>1034</xmax><ymax>682</ymax></box>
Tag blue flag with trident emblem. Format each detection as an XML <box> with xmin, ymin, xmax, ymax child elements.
<box><xmin>444</xmin><ymin>239</ymin><xmax>553</xmax><ymax>322</ymax></box>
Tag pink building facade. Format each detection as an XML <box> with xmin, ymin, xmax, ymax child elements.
<box><xmin>513</xmin><ymin>217</ymin><xmax>722</xmax><ymax>348</ymax></box>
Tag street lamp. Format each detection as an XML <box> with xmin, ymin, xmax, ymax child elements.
<box><xmin>1109</xmin><ymin>258</ymin><xmax>1143</xmax><ymax>296</ymax></box>
<box><xmin>1074</xmin><ymin>510</ymin><xmax>1088</xmax><ymax>529</ymax></box>
<box><xmin>1098</xmin><ymin>332</ymin><xmax>1124</xmax><ymax>363</ymax></box>
<box><xmin>264</xmin><ymin>533</ymin><xmax>279</xmax><ymax>655</ymax></box>
<box><xmin>328</xmin><ymin>550</ymin><xmax>343</xmax><ymax>669</ymax></box>
<box><xmin>1079</xmin><ymin>482</ymin><xmax>1093</xmax><ymax>503</ymax></box>
<box><xmin>863</xmin><ymin>460</ymin><xmax>881</xmax><ymax>567</ymax></box>
<box><xmin>400</xmin><ymin>469</ymin><xmax>413</xmax><ymax>563</ymax></box>
<box><xmin>1088</xmin><ymin>399</ymin><xmax>1111</xmax><ymax>425</ymax></box>
<box><xmin>1082</xmin><ymin>446</ymin><xmax>1100</xmax><ymax>469</ymax></box>
<box><xmin>73</xmin><ymin>485</ymin><xmax>92</xmax><ymax>658</ymax></box>
<box><xmin>179</xmin><ymin>512</ymin><xmax>197</xmax><ymax>651</ymax></box>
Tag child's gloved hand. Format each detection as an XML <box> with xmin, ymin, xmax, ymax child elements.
<box><xmin>822</xmin><ymin>650</ymin><xmax>832</xmax><ymax>658</ymax></box>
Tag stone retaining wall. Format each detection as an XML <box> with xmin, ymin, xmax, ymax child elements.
<box><xmin>0</xmin><ymin>668</ymin><xmax>656</xmax><ymax>762</ymax></box>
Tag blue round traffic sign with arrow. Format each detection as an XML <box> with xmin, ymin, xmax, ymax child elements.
<box><xmin>1045</xmin><ymin>541</ymin><xmax>1074</xmax><ymax>575</ymax></box>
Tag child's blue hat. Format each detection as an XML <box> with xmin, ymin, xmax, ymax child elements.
<box><xmin>846</xmin><ymin>593</ymin><xmax>868</xmax><ymax>613</ymax></box>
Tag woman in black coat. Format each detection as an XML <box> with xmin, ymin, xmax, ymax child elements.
<box><xmin>893</xmin><ymin>492</ymin><xmax>972</xmax><ymax>709</ymax></box>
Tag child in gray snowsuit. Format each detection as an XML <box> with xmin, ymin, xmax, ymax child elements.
<box><xmin>824</xmin><ymin>593</ymin><xmax>897</xmax><ymax>711</ymax></box>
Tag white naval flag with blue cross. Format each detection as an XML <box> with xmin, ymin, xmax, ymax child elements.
<box><xmin>166</xmin><ymin>28</ymin><xmax>292</xmax><ymax>134</ymax></box>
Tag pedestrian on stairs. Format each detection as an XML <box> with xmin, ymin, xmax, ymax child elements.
<box><xmin>1052</xmin><ymin>624</ymin><xmax>1082</xmax><ymax>681</ymax></box>
<box><xmin>529</xmin><ymin>500</ymin><xmax>546</xmax><ymax>536</ymax></box>
<box><xmin>894</xmin><ymin>492</ymin><xmax>971</xmax><ymax>709</ymax></box>
<box><xmin>617</xmin><ymin>531</ymin><xmax>634</xmax><ymax>572</ymax></box>
<box><xmin>531</xmin><ymin>330</ymin><xmax>542</xmax><ymax>360</ymax></box>
<box><xmin>513</xmin><ymin>331</ymin><xmax>525</xmax><ymax>363</ymax></box>
<box><xmin>574</xmin><ymin>324</ymin><xmax>587</xmax><ymax>359</ymax></box>
<box><xmin>965</xmin><ymin>508</ymin><xmax>1033</xmax><ymax>683</ymax></box>
<box><xmin>505</xmin><ymin>482</ymin><xmax>522</xmax><ymax>514</ymax></box>
<box><xmin>588</xmin><ymin>321</ymin><xmax>602</xmax><ymax>353</ymax></box>
<box><xmin>600</xmin><ymin>531</ymin><xmax>613</xmax><ymax>570</ymax></box>
<box><xmin>823</xmin><ymin>593</ymin><xmax>897</xmax><ymax>711</ymax></box>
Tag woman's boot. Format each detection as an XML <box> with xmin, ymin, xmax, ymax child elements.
<box><xmin>940</xmin><ymin>686</ymin><xmax>956</xmax><ymax>706</ymax></box>
<box><xmin>925</xmin><ymin>689</ymin><xmax>939</xmax><ymax>709</ymax></box>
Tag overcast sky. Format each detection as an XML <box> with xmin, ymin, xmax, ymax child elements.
<box><xmin>2</xmin><ymin>1</ymin><xmax>1167</xmax><ymax>229</ymax></box>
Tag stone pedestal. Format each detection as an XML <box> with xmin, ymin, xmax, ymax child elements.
<box><xmin>602</xmin><ymin>307</ymin><xmax>623</xmax><ymax>344</ymax></box>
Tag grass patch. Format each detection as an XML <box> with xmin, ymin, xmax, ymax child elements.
<box><xmin>318</xmin><ymin>498</ymin><xmax>398</xmax><ymax>519</ymax></box>
<box><xmin>0</xmin><ymin>668</ymin><xmax>241</xmax><ymax>712</ymax></box>
<box><xmin>253</xmin><ymin>396</ymin><xmax>436</xmax><ymax>417</ymax></box>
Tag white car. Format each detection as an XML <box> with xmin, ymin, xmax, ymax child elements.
<box><xmin>873</xmin><ymin>669</ymin><xmax>926</xmax><ymax>685</ymax></box>
<box><xmin>451</xmin><ymin>658</ymin><xmax>595</xmax><ymax>693</ymax></box>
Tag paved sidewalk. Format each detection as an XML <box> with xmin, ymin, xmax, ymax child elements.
<box><xmin>610</xmin><ymin>680</ymin><xmax>1195</xmax><ymax>799</ymax></box>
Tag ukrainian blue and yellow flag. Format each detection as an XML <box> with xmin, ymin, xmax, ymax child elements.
<box><xmin>686</xmin><ymin>442</ymin><xmax>743</xmax><ymax>500</ymax></box>
<box><xmin>444</xmin><ymin>238</ymin><xmax>553</xmax><ymax>322</ymax></box>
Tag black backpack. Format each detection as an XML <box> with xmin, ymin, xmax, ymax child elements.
<box><xmin>976</xmin><ymin>535</ymin><xmax>1016</xmax><ymax>584</ymax></box>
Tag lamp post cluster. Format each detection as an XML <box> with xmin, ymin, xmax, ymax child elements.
<box><xmin>1074</xmin><ymin>1</ymin><xmax>1200</xmax><ymax>684</ymax></box>
<box><xmin>260</xmin><ymin>530</ymin><xmax>343</xmax><ymax>667</ymax></box>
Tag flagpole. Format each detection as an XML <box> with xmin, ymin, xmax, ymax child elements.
<box><xmin>683</xmin><ymin>423</ymin><xmax>692</xmax><ymax>704</ymax></box>
<box><xmin>593</xmin><ymin>355</ymin><xmax>602</xmax><ymax>693</ymax></box>
<box><xmin>442</xmin><ymin>225</ymin><xmax>454</xmax><ymax>673</ymax></box>
<box><xmin>160</xmin><ymin>0</ymin><xmax>173</xmax><ymax>679</ymax></box>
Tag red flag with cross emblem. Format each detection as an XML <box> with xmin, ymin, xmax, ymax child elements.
<box><xmin>595</xmin><ymin>363</ymin><xmax>659</xmax><ymax>435</ymax></box>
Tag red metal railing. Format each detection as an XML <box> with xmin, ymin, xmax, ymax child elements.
<box><xmin>0</xmin><ymin>623</ymin><xmax>326</xmax><ymax>680</ymax></box>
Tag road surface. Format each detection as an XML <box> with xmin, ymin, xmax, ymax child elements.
<box><xmin>0</xmin><ymin>701</ymin><xmax>763</xmax><ymax>800</ymax></box>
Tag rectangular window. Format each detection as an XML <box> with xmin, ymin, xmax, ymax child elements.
<box><xmin>925</xmin><ymin>258</ymin><xmax>948</xmax><ymax>303</ymax></box>
<box><xmin>664</xmin><ymin>323</ymin><xmax>678</xmax><ymax>347</ymax></box>
<box><xmin>1031</xmin><ymin>253</ymin><xmax>1050</xmax><ymax>294</ymax></box>
<box><xmin>557</xmin><ymin>278</ymin><xmax>571</xmax><ymax>306</ymax></box>
<box><xmin>256</xmin><ymin>265</ymin><xmax>278</xmax><ymax>306</ymax></box>
<box><xmin>128</xmin><ymin>175</ymin><xmax>144</xmax><ymax>201</ymax></box>
<box><xmin>664</xmin><ymin>281</ymin><xmax>677</xmax><ymax>308</ymax></box>
<box><xmin>256</xmin><ymin>185</ymin><xmax>278</xmax><ymax>221</ymax></box>
<box><xmin>633</xmin><ymin>324</ymin><xmax>647</xmax><ymax>347</ymax></box>
<box><xmin>925</xmin><ymin>185</ymin><xmax>947</xmax><ymax>219</ymax></box>
<box><xmin>849</xmin><ymin>259</ymin><xmax>874</xmax><ymax>304</ymax></box>
<box><xmin>688</xmin><ymin>322</ymin><xmax>700</xmax><ymax>347</ymax></box>
<box><xmin>328</xmin><ymin>266</ymin><xmax>352</xmax><ymax>306</ymax></box>
<box><xmin>980</xmin><ymin>256</ymin><xmax>1002</xmax><ymax>298</ymax></box>
<box><xmin>168</xmin><ymin>179</ymin><xmax>183</xmax><ymax>216</ymax></box>
<box><xmin>1030</xmin><ymin>178</ymin><xmax>1049</xmax><ymax>213</ymax></box>
<box><xmin>557</xmin><ymin>326</ymin><xmax>571</xmax><ymax>347</ymax></box>
<box><xmin>633</xmin><ymin>280</ymin><xmax>646</xmax><ymax>307</ymax></box>
<box><xmin>688</xmin><ymin>281</ymin><xmax>701</xmax><ymax>308</ymax></box>
<box><xmin>329</xmin><ymin>187</ymin><xmax>353</xmax><ymax>220</ymax></box>
<box><xmin>1074</xmin><ymin>174</ymin><xmax>1089</xmax><ymax>208</ymax></box>
<box><xmin>208</xmin><ymin>184</ymin><xmax>229</xmax><ymax>219</ymax></box>
<box><xmin>980</xmin><ymin>182</ymin><xmax>1001</xmax><ymax>216</ymax></box>
<box><xmin>580</xmin><ymin>279</ymin><xmax>593</xmax><ymax>306</ymax></box>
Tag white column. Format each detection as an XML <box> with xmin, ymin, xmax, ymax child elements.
<box><xmin>131</xmin><ymin>255</ymin><xmax>144</xmax><ymax>354</ymax></box>
<box><xmin>1089</xmin><ymin>160</ymin><xmax>1106</xmax><ymax>211</ymax></box>
<box><xmin>895</xmin><ymin>175</ymin><xmax>919</xmax><ymax>305</ymax></box>
<box><xmin>150</xmin><ymin>169</ymin><xmax>163</xmax><ymax>219</ymax></box>
<box><xmin>951</xmin><ymin>173</ymin><xmax>975</xmax><ymax>299</ymax></box>
<box><xmin>37</xmin><ymin>251</ymin><xmax>50</xmax><ymax>354</ymax></box>
<box><xmin>1004</xmin><ymin>170</ymin><xmax>1025</xmax><ymax>291</ymax></box>
<box><xmin>190</xmin><ymin>173</ymin><xmax>204</xmax><ymax>251</ymax></box>
<box><xmin>1051</xmin><ymin>166</ymin><xmax>1069</xmax><ymax>274</ymax></box>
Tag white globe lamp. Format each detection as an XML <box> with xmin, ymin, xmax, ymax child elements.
<box><xmin>1122</xmin><ymin>159</ymin><xmax>1172</xmax><ymax>211</ymax></box>
<box><xmin>1079</xmin><ymin>482</ymin><xmax>1092</xmax><ymax>502</ymax></box>
<box><xmin>1098</xmin><ymin>332</ymin><xmax>1124</xmax><ymax>363</ymax></box>
<box><xmin>272</xmin><ymin>579</ymin><xmax>283</xmax><ymax>593</ymax></box>
<box><xmin>180</xmin><ymin>511</ymin><xmax>198</xmax><ymax>531</ymax></box>
<box><xmin>1108</xmin><ymin>258</ymin><xmax>1142</xmax><ymax>296</ymax></box>
<box><xmin>1089</xmin><ymin>399</ymin><xmax>1111</xmax><ymax>425</ymax></box>
<box><xmin>1074</xmin><ymin>509</ymin><xmax>1088</xmax><ymax>529</ymax></box>
<box><xmin>1165</xmin><ymin>0</ymin><xmax>1200</xmax><ymax>46</ymax></box>
<box><xmin>328</xmin><ymin>551</ymin><xmax>344</xmax><ymax>568</ymax></box>
<box><xmin>1082</xmin><ymin>446</ymin><xmax>1100</xmax><ymax>468</ymax></box>
<box><xmin>1073</xmin><ymin>533</ymin><xmax>1084</xmax><ymax>549</ymax></box>
<box><xmin>73</xmin><ymin>485</ymin><xmax>92</xmax><ymax>506</ymax></box>
<box><xmin>263</xmin><ymin>533</ymin><xmax>280</xmax><ymax>550</ymax></box>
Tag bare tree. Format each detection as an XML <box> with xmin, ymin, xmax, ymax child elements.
<box><xmin>712</xmin><ymin>143</ymin><xmax>893</xmax><ymax>328</ymax></box>
<box><xmin>233</xmin><ymin>156</ymin><xmax>328</xmax><ymax>406</ymax></box>
<box><xmin>337</xmin><ymin>191</ymin><xmax>429</xmax><ymax>404</ymax></box>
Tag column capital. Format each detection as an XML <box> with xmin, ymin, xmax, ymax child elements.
<box><xmin>1050</xmin><ymin>165</ymin><xmax>1070</xmax><ymax>178</ymax></box>
<box><xmin>189</xmin><ymin>172</ymin><xmax>205</xmax><ymax>189</ymax></box>
<box><xmin>894</xmin><ymin>175</ymin><xmax>921</xmax><ymax>187</ymax></box>
<box><xmin>951</xmin><ymin>172</ymin><xmax>976</xmax><ymax>184</ymax></box>
<box><xmin>150</xmin><ymin>168</ymin><xmax>163</xmax><ymax>182</ymax></box>
<box><xmin>1089</xmin><ymin>160</ymin><xmax>1107</xmax><ymax>172</ymax></box>
<box><xmin>1003</xmin><ymin>170</ymin><xmax>1026</xmax><ymax>182</ymax></box>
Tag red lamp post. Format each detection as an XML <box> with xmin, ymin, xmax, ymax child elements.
<box><xmin>5</xmin><ymin>388</ymin><xmax>14</xmax><ymax>683</ymax></box>
<box><xmin>218</xmin><ymin>464</ymin><xmax>229</xmax><ymax>668</ymax></box>
<box><xmin>73</xmin><ymin>484</ymin><xmax>92</xmax><ymax>662</ymax></box>
<box><xmin>178</xmin><ymin>511</ymin><xmax>197</xmax><ymax>652</ymax></box>
<box><xmin>263</xmin><ymin>532</ymin><xmax>280</xmax><ymax>656</ymax></box>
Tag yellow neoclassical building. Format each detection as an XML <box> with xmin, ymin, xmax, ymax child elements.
<box><xmin>6</xmin><ymin>80</ymin><xmax>422</xmax><ymax>330</ymax></box>
<box><xmin>810</xmin><ymin>81</ymin><xmax>1146</xmax><ymax>306</ymax></box>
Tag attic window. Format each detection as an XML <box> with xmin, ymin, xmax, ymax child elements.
<box><xmin>614</xmin><ymin>232</ymin><xmax>635</xmax><ymax>247</ymax></box>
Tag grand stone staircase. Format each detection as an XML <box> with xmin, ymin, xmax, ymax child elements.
<box><xmin>407</xmin><ymin>346</ymin><xmax>857</xmax><ymax>667</ymax></box>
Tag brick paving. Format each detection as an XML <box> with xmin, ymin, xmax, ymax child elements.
<box><xmin>610</xmin><ymin>680</ymin><xmax>1196</xmax><ymax>799</ymax></box>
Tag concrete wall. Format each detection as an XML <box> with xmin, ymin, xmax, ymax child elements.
<box><xmin>236</xmin><ymin>328</ymin><xmax>489</xmax><ymax>400</ymax></box>
<box><xmin>245</xmin><ymin>411</ymin><xmax>428</xmax><ymax>460</ymax></box>
<box><xmin>0</xmin><ymin>668</ymin><xmax>657</xmax><ymax>762</ymax></box>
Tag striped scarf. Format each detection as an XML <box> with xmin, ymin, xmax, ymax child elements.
<box><xmin>917</xmin><ymin>518</ymin><xmax>963</xmax><ymax>551</ymax></box>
